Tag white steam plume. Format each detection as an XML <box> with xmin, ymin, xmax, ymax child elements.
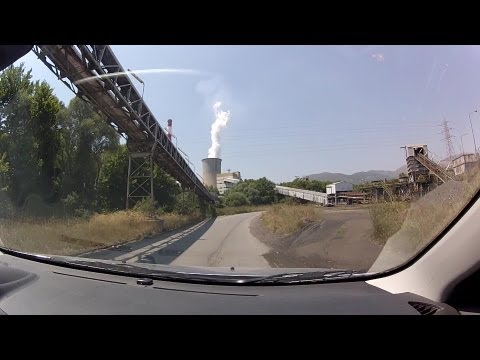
<box><xmin>208</xmin><ymin>102</ymin><xmax>230</xmax><ymax>158</ymax></box>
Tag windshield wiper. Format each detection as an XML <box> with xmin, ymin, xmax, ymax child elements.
<box><xmin>48</xmin><ymin>257</ymin><xmax>267</xmax><ymax>285</ymax></box>
<box><xmin>0</xmin><ymin>248</ymin><xmax>262</xmax><ymax>285</ymax></box>
<box><xmin>49</xmin><ymin>258</ymin><xmax>368</xmax><ymax>285</ymax></box>
<box><xmin>243</xmin><ymin>270</ymin><xmax>368</xmax><ymax>284</ymax></box>
<box><xmin>1</xmin><ymin>247</ymin><xmax>369</xmax><ymax>286</ymax></box>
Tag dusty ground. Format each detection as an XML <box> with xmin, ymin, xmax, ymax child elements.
<box><xmin>251</xmin><ymin>207</ymin><xmax>382</xmax><ymax>271</ymax></box>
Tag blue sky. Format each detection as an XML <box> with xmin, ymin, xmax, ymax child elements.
<box><xmin>14</xmin><ymin>45</ymin><xmax>480</xmax><ymax>183</ymax></box>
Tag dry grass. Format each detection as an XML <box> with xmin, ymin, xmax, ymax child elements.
<box><xmin>369</xmin><ymin>202</ymin><xmax>410</xmax><ymax>244</ymax></box>
<box><xmin>0</xmin><ymin>210</ymin><xmax>204</xmax><ymax>256</ymax></box>
<box><xmin>400</xmin><ymin>182</ymin><xmax>477</xmax><ymax>251</ymax></box>
<box><xmin>216</xmin><ymin>205</ymin><xmax>270</xmax><ymax>216</ymax></box>
<box><xmin>261</xmin><ymin>204</ymin><xmax>321</xmax><ymax>235</ymax></box>
<box><xmin>370</xmin><ymin>166</ymin><xmax>480</xmax><ymax>249</ymax></box>
<box><xmin>162</xmin><ymin>213</ymin><xmax>203</xmax><ymax>231</ymax></box>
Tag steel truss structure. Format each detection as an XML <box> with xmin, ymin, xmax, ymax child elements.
<box><xmin>32</xmin><ymin>45</ymin><xmax>213</xmax><ymax>205</ymax></box>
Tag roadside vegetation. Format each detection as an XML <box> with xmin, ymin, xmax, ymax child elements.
<box><xmin>0</xmin><ymin>211</ymin><xmax>161</xmax><ymax>255</ymax></box>
<box><xmin>215</xmin><ymin>177</ymin><xmax>279</xmax><ymax>216</ymax></box>
<box><xmin>369</xmin><ymin>202</ymin><xmax>410</xmax><ymax>244</ymax></box>
<box><xmin>0</xmin><ymin>198</ymin><xmax>206</xmax><ymax>256</ymax></box>
<box><xmin>369</xmin><ymin>166</ymin><xmax>480</xmax><ymax>249</ymax></box>
<box><xmin>261</xmin><ymin>204</ymin><xmax>322</xmax><ymax>235</ymax></box>
<box><xmin>279</xmin><ymin>178</ymin><xmax>330</xmax><ymax>193</ymax></box>
<box><xmin>220</xmin><ymin>177</ymin><xmax>278</xmax><ymax>207</ymax></box>
<box><xmin>0</xmin><ymin>64</ymin><xmax>214</xmax><ymax>255</ymax></box>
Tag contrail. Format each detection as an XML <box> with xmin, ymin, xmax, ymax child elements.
<box><xmin>208</xmin><ymin>102</ymin><xmax>230</xmax><ymax>158</ymax></box>
<box><xmin>74</xmin><ymin>68</ymin><xmax>207</xmax><ymax>85</ymax></box>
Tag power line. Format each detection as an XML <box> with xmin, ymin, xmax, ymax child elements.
<box><xmin>439</xmin><ymin>117</ymin><xmax>456</xmax><ymax>160</ymax></box>
<box><xmin>187</xmin><ymin>126</ymin><xmax>440</xmax><ymax>144</ymax></box>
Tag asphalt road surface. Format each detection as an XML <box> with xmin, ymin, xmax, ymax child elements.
<box><xmin>171</xmin><ymin>212</ymin><xmax>269</xmax><ymax>268</ymax></box>
<box><xmin>82</xmin><ymin>212</ymin><xmax>270</xmax><ymax>268</ymax></box>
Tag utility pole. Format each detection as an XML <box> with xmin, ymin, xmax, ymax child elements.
<box><xmin>469</xmin><ymin>110</ymin><xmax>478</xmax><ymax>157</ymax></box>
<box><xmin>460</xmin><ymin>133</ymin><xmax>468</xmax><ymax>155</ymax></box>
<box><xmin>439</xmin><ymin>117</ymin><xmax>456</xmax><ymax>161</ymax></box>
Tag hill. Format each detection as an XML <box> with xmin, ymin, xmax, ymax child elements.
<box><xmin>305</xmin><ymin>168</ymin><xmax>404</xmax><ymax>185</ymax></box>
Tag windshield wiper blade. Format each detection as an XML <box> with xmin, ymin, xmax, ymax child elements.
<box><xmin>1</xmin><ymin>248</ymin><xmax>263</xmax><ymax>285</ymax></box>
<box><xmin>51</xmin><ymin>258</ymin><xmax>367</xmax><ymax>285</ymax></box>
<box><xmin>1</xmin><ymin>247</ymin><xmax>369</xmax><ymax>286</ymax></box>
<box><xmin>47</xmin><ymin>257</ymin><xmax>265</xmax><ymax>285</ymax></box>
<box><xmin>244</xmin><ymin>270</ymin><xmax>367</xmax><ymax>284</ymax></box>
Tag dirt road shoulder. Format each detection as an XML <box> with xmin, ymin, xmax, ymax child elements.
<box><xmin>251</xmin><ymin>208</ymin><xmax>382</xmax><ymax>271</ymax></box>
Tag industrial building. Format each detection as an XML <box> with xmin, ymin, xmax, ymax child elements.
<box><xmin>202</xmin><ymin>158</ymin><xmax>242</xmax><ymax>195</ymax></box>
<box><xmin>326</xmin><ymin>181</ymin><xmax>353</xmax><ymax>194</ymax></box>
<box><xmin>326</xmin><ymin>181</ymin><xmax>354</xmax><ymax>205</ymax></box>
<box><xmin>404</xmin><ymin>144</ymin><xmax>431</xmax><ymax>184</ymax></box>
<box><xmin>452</xmin><ymin>153</ymin><xmax>479</xmax><ymax>176</ymax></box>
<box><xmin>404</xmin><ymin>144</ymin><xmax>455</xmax><ymax>187</ymax></box>
<box><xmin>217</xmin><ymin>171</ymin><xmax>242</xmax><ymax>195</ymax></box>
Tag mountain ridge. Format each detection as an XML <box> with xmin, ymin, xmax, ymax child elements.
<box><xmin>304</xmin><ymin>166</ymin><xmax>406</xmax><ymax>185</ymax></box>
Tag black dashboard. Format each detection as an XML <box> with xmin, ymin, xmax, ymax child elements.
<box><xmin>0</xmin><ymin>252</ymin><xmax>459</xmax><ymax>315</ymax></box>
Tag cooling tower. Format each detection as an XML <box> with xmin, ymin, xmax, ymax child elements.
<box><xmin>202</xmin><ymin>158</ymin><xmax>222</xmax><ymax>188</ymax></box>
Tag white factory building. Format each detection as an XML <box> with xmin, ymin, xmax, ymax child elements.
<box><xmin>451</xmin><ymin>153</ymin><xmax>479</xmax><ymax>176</ymax></box>
<box><xmin>326</xmin><ymin>181</ymin><xmax>354</xmax><ymax>194</ymax></box>
<box><xmin>217</xmin><ymin>171</ymin><xmax>242</xmax><ymax>195</ymax></box>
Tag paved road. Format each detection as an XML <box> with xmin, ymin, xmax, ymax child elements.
<box><xmin>171</xmin><ymin>212</ymin><xmax>270</xmax><ymax>268</ymax></box>
<box><xmin>82</xmin><ymin>212</ymin><xmax>270</xmax><ymax>268</ymax></box>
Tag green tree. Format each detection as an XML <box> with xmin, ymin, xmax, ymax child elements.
<box><xmin>207</xmin><ymin>185</ymin><xmax>219</xmax><ymax>195</ymax></box>
<box><xmin>30</xmin><ymin>81</ymin><xmax>61</xmax><ymax>201</ymax></box>
<box><xmin>0</xmin><ymin>63</ymin><xmax>38</xmax><ymax>206</ymax></box>
<box><xmin>251</xmin><ymin>177</ymin><xmax>276</xmax><ymax>204</ymax></box>
<box><xmin>0</xmin><ymin>63</ymin><xmax>34</xmax><ymax>107</ymax></box>
<box><xmin>223</xmin><ymin>191</ymin><xmax>248</xmax><ymax>207</ymax></box>
<box><xmin>153</xmin><ymin>167</ymin><xmax>181</xmax><ymax>211</ymax></box>
<box><xmin>97</xmin><ymin>145</ymin><xmax>129</xmax><ymax>211</ymax></box>
<box><xmin>280</xmin><ymin>178</ymin><xmax>329</xmax><ymax>193</ymax></box>
<box><xmin>58</xmin><ymin>97</ymin><xmax>120</xmax><ymax>208</ymax></box>
<box><xmin>222</xmin><ymin>177</ymin><xmax>277</xmax><ymax>206</ymax></box>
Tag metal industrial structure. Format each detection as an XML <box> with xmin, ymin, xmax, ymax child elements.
<box><xmin>275</xmin><ymin>181</ymin><xmax>362</xmax><ymax>206</ymax></box>
<box><xmin>404</xmin><ymin>144</ymin><xmax>454</xmax><ymax>185</ymax></box>
<box><xmin>29</xmin><ymin>45</ymin><xmax>213</xmax><ymax>207</ymax></box>
<box><xmin>202</xmin><ymin>158</ymin><xmax>222</xmax><ymax>188</ymax></box>
<box><xmin>275</xmin><ymin>186</ymin><xmax>328</xmax><ymax>204</ymax></box>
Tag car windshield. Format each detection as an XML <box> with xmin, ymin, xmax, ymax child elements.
<box><xmin>0</xmin><ymin>45</ymin><xmax>479</xmax><ymax>282</ymax></box>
